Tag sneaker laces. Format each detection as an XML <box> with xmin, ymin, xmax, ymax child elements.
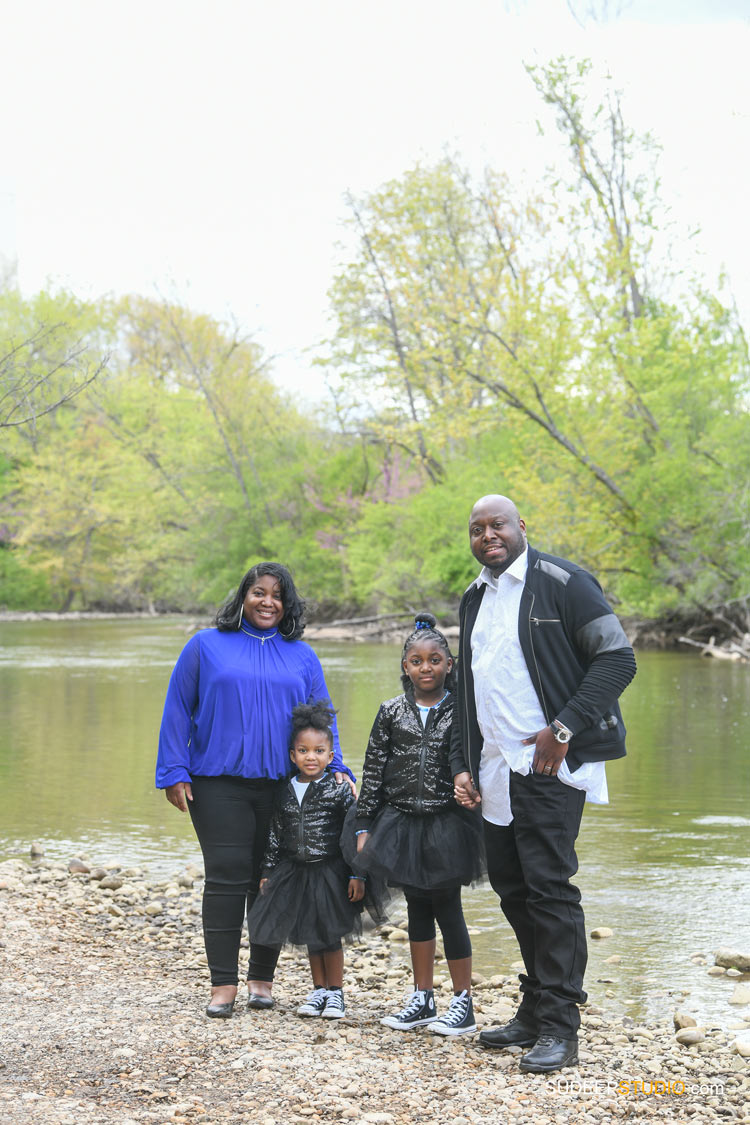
<box><xmin>325</xmin><ymin>990</ymin><xmax>344</xmax><ymax>1011</ymax></box>
<box><xmin>441</xmin><ymin>990</ymin><xmax>470</xmax><ymax>1025</ymax></box>
<box><xmin>396</xmin><ymin>990</ymin><xmax>428</xmax><ymax>1019</ymax></box>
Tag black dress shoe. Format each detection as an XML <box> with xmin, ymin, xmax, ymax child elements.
<box><xmin>247</xmin><ymin>993</ymin><xmax>275</xmax><ymax>1010</ymax></box>
<box><xmin>519</xmin><ymin>1035</ymin><xmax>578</xmax><ymax>1073</ymax></box>
<box><xmin>205</xmin><ymin>1001</ymin><xmax>235</xmax><ymax>1019</ymax></box>
<box><xmin>479</xmin><ymin>1016</ymin><xmax>538</xmax><ymax>1049</ymax></box>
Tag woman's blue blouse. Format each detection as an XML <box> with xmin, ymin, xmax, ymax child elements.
<box><xmin>155</xmin><ymin>623</ymin><xmax>353</xmax><ymax>787</ymax></box>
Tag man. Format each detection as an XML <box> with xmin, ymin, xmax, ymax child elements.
<box><xmin>450</xmin><ymin>495</ymin><xmax>636</xmax><ymax>1074</ymax></box>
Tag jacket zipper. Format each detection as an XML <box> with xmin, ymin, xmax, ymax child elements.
<box><xmin>414</xmin><ymin>699</ymin><xmax>428</xmax><ymax>814</ymax></box>
<box><xmin>461</xmin><ymin>610</ymin><xmax>472</xmax><ymax>773</ymax></box>
<box><xmin>297</xmin><ymin>787</ymin><xmax>308</xmax><ymax>860</ymax></box>
<box><xmin>527</xmin><ymin>592</ymin><xmax>551</xmax><ymax>725</ymax></box>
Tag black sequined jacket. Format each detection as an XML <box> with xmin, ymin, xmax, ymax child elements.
<box><xmin>354</xmin><ymin>689</ymin><xmax>455</xmax><ymax>830</ymax></box>
<box><xmin>261</xmin><ymin>770</ymin><xmax>356</xmax><ymax>873</ymax></box>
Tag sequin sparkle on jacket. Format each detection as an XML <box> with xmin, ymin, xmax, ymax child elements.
<box><xmin>354</xmin><ymin>688</ymin><xmax>455</xmax><ymax>830</ymax></box>
<box><xmin>261</xmin><ymin>771</ymin><xmax>356</xmax><ymax>874</ymax></box>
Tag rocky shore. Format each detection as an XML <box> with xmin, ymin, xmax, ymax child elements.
<box><xmin>1</xmin><ymin>857</ymin><xmax>748</xmax><ymax>1125</ymax></box>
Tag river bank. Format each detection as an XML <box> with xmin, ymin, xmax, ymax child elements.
<box><xmin>2</xmin><ymin>606</ymin><xmax>749</xmax><ymax>657</ymax></box>
<box><xmin>1</xmin><ymin>857</ymin><xmax>748</xmax><ymax>1125</ymax></box>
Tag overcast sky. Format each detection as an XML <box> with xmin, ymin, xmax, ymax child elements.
<box><xmin>1</xmin><ymin>0</ymin><xmax>748</xmax><ymax>395</ymax></box>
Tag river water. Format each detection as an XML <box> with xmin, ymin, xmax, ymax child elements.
<box><xmin>1</xmin><ymin>618</ymin><xmax>748</xmax><ymax>1026</ymax></box>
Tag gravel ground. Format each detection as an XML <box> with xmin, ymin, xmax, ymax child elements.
<box><xmin>1</xmin><ymin>857</ymin><xmax>748</xmax><ymax>1125</ymax></box>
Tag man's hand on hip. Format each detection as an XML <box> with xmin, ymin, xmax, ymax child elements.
<box><xmin>523</xmin><ymin>727</ymin><xmax>569</xmax><ymax>777</ymax></box>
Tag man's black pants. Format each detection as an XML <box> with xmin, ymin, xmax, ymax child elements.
<box><xmin>483</xmin><ymin>770</ymin><xmax>587</xmax><ymax>1038</ymax></box>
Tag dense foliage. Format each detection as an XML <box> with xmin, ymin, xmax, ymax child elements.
<box><xmin>1</xmin><ymin>60</ymin><xmax>748</xmax><ymax>617</ymax></box>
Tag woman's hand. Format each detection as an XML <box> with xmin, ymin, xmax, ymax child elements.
<box><xmin>348</xmin><ymin>877</ymin><xmax>365</xmax><ymax>902</ymax></box>
<box><xmin>453</xmin><ymin>771</ymin><xmax>481</xmax><ymax>808</ymax></box>
<box><xmin>356</xmin><ymin>831</ymin><xmax>369</xmax><ymax>853</ymax></box>
<box><xmin>259</xmin><ymin>877</ymin><xmax>268</xmax><ymax>894</ymax></box>
<box><xmin>165</xmin><ymin>782</ymin><xmax>193</xmax><ymax>812</ymax></box>
<box><xmin>334</xmin><ymin>771</ymin><xmax>357</xmax><ymax>796</ymax></box>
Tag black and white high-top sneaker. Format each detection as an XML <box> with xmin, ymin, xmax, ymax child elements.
<box><xmin>321</xmin><ymin>988</ymin><xmax>346</xmax><ymax>1019</ymax></box>
<box><xmin>430</xmin><ymin>990</ymin><xmax>477</xmax><ymax>1036</ymax></box>
<box><xmin>380</xmin><ymin>989</ymin><xmax>437</xmax><ymax>1030</ymax></box>
<box><xmin>296</xmin><ymin>987</ymin><xmax>328</xmax><ymax>1017</ymax></box>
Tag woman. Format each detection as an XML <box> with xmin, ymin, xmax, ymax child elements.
<box><xmin>156</xmin><ymin>562</ymin><xmax>354</xmax><ymax>1019</ymax></box>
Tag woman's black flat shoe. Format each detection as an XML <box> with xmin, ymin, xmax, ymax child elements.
<box><xmin>205</xmin><ymin>1001</ymin><xmax>235</xmax><ymax>1018</ymax></box>
<box><xmin>247</xmin><ymin>993</ymin><xmax>274</xmax><ymax>1010</ymax></box>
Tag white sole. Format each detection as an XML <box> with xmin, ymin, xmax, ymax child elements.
<box><xmin>380</xmin><ymin>1016</ymin><xmax>438</xmax><ymax>1030</ymax></box>
<box><xmin>430</xmin><ymin>1023</ymin><xmax>478</xmax><ymax>1036</ymax></box>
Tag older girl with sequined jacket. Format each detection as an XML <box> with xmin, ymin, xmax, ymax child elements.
<box><xmin>354</xmin><ymin>688</ymin><xmax>455</xmax><ymax>824</ymax></box>
<box><xmin>354</xmin><ymin>614</ymin><xmax>483</xmax><ymax>1037</ymax></box>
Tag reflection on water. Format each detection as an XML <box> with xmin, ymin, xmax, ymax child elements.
<box><xmin>1</xmin><ymin>618</ymin><xmax>749</xmax><ymax>1027</ymax></box>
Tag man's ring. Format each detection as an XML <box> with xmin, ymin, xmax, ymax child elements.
<box><xmin>543</xmin><ymin>765</ymin><xmax>552</xmax><ymax>773</ymax></box>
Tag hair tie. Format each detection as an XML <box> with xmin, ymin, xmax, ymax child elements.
<box><xmin>415</xmin><ymin>619</ymin><xmax>430</xmax><ymax>630</ymax></box>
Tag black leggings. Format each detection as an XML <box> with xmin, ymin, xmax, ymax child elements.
<box><xmin>188</xmin><ymin>775</ymin><xmax>281</xmax><ymax>987</ymax></box>
<box><xmin>403</xmin><ymin>886</ymin><xmax>472</xmax><ymax>961</ymax></box>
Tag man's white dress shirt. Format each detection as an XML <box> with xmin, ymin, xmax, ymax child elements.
<box><xmin>471</xmin><ymin>549</ymin><xmax>608</xmax><ymax>826</ymax></box>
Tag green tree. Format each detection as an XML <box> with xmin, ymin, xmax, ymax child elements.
<box><xmin>5</xmin><ymin>293</ymin><xmax>372</xmax><ymax>611</ymax></box>
<box><xmin>0</xmin><ymin>288</ymin><xmax>108</xmax><ymax>442</ymax></box>
<box><xmin>324</xmin><ymin>60</ymin><xmax>750</xmax><ymax>614</ymax></box>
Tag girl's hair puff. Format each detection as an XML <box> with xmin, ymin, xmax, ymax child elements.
<box><xmin>289</xmin><ymin>699</ymin><xmax>336</xmax><ymax>750</ymax></box>
<box><xmin>215</xmin><ymin>561</ymin><xmax>306</xmax><ymax>639</ymax></box>
<box><xmin>400</xmin><ymin>612</ymin><xmax>457</xmax><ymax>693</ymax></box>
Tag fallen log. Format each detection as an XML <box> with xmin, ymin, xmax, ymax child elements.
<box><xmin>678</xmin><ymin>635</ymin><xmax>747</xmax><ymax>662</ymax></box>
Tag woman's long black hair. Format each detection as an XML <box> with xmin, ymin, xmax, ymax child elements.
<box><xmin>215</xmin><ymin>561</ymin><xmax>307</xmax><ymax>640</ymax></box>
<box><xmin>400</xmin><ymin>611</ymin><xmax>457</xmax><ymax>692</ymax></box>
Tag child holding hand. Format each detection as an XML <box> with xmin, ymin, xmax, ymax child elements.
<box><xmin>356</xmin><ymin>614</ymin><xmax>483</xmax><ymax>1035</ymax></box>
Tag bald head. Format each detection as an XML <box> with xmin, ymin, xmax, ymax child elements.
<box><xmin>470</xmin><ymin>494</ymin><xmax>521</xmax><ymax>524</ymax></box>
<box><xmin>469</xmin><ymin>494</ymin><xmax>527</xmax><ymax>577</ymax></box>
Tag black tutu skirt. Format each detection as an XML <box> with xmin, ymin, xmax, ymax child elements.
<box><xmin>248</xmin><ymin>854</ymin><xmax>365</xmax><ymax>950</ymax></box>
<box><xmin>354</xmin><ymin>803</ymin><xmax>485</xmax><ymax>892</ymax></box>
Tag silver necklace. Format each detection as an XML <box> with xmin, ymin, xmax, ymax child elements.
<box><xmin>417</xmin><ymin>691</ymin><xmax>449</xmax><ymax>710</ymax></box>
<box><xmin>240</xmin><ymin>626</ymin><xmax>277</xmax><ymax>645</ymax></box>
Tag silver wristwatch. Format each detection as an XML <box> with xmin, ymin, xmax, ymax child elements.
<box><xmin>550</xmin><ymin>720</ymin><xmax>572</xmax><ymax>744</ymax></box>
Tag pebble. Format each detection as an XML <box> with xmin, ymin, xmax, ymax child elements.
<box><xmin>715</xmin><ymin>946</ymin><xmax>750</xmax><ymax>973</ymax></box>
<box><xmin>730</xmin><ymin>984</ymin><xmax>750</xmax><ymax>1006</ymax></box>
<box><xmin>590</xmin><ymin>927</ymin><xmax>613</xmax><ymax>939</ymax></box>
<box><xmin>0</xmin><ymin>854</ymin><xmax>745</xmax><ymax>1125</ymax></box>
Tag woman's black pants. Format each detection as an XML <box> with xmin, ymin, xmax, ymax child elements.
<box><xmin>188</xmin><ymin>775</ymin><xmax>280</xmax><ymax>987</ymax></box>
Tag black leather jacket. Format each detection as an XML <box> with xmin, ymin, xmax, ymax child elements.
<box><xmin>262</xmin><ymin>771</ymin><xmax>355</xmax><ymax>873</ymax></box>
<box><xmin>355</xmin><ymin>689</ymin><xmax>455</xmax><ymax>829</ymax></box>
<box><xmin>449</xmin><ymin>545</ymin><xmax>637</xmax><ymax>781</ymax></box>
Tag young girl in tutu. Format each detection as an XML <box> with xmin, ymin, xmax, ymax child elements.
<box><xmin>248</xmin><ymin>700</ymin><xmax>369</xmax><ymax>1019</ymax></box>
<box><xmin>356</xmin><ymin>613</ymin><xmax>483</xmax><ymax>1035</ymax></box>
